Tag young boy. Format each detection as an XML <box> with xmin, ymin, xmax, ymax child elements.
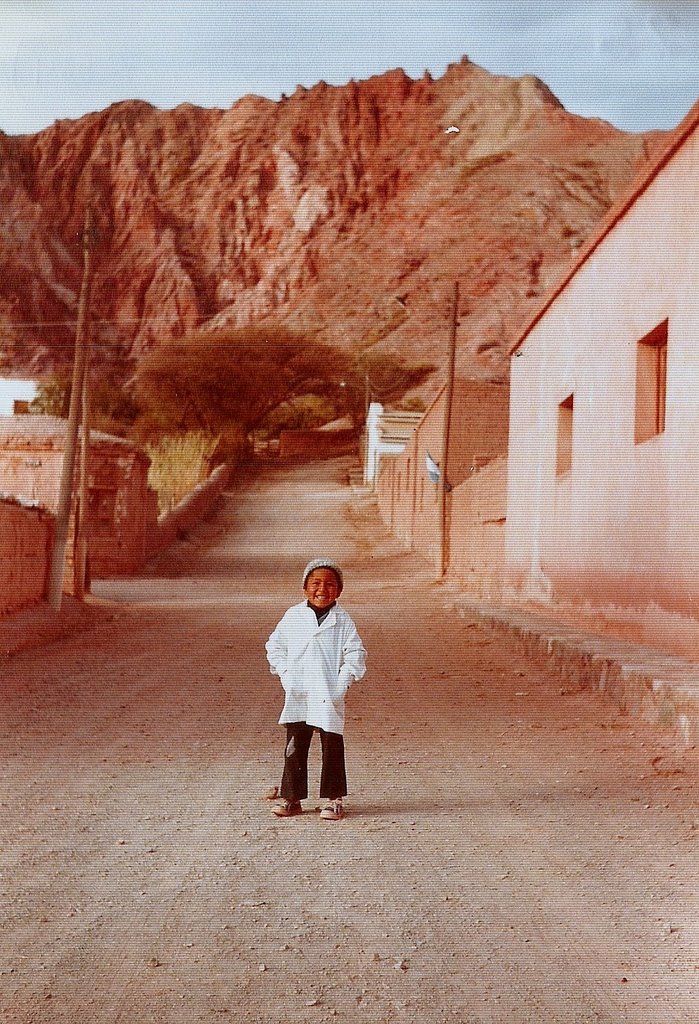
<box><xmin>265</xmin><ymin>558</ymin><xmax>367</xmax><ymax>821</ymax></box>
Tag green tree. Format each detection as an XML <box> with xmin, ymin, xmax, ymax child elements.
<box><xmin>133</xmin><ymin>323</ymin><xmax>434</xmax><ymax>450</ymax></box>
<box><xmin>30</xmin><ymin>371</ymin><xmax>71</xmax><ymax>418</ymax></box>
<box><xmin>30</xmin><ymin>363</ymin><xmax>139</xmax><ymax>434</ymax></box>
<box><xmin>133</xmin><ymin>325</ymin><xmax>350</xmax><ymax>437</ymax></box>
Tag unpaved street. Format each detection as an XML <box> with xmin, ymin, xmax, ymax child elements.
<box><xmin>1</xmin><ymin>457</ymin><xmax>698</xmax><ymax>1024</ymax></box>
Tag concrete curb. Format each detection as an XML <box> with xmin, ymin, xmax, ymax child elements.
<box><xmin>446</xmin><ymin>595</ymin><xmax>699</xmax><ymax>750</ymax></box>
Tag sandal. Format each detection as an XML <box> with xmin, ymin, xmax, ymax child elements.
<box><xmin>320</xmin><ymin>799</ymin><xmax>344</xmax><ymax>821</ymax></box>
<box><xmin>272</xmin><ymin>799</ymin><xmax>302</xmax><ymax>817</ymax></box>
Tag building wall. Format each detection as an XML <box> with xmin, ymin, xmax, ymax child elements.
<box><xmin>86</xmin><ymin>448</ymin><xmax>151</xmax><ymax>577</ymax></box>
<box><xmin>448</xmin><ymin>456</ymin><xmax>508</xmax><ymax>600</ymax></box>
<box><xmin>148</xmin><ymin>464</ymin><xmax>230</xmax><ymax>557</ymax></box>
<box><xmin>364</xmin><ymin>402</ymin><xmax>422</xmax><ymax>486</ymax></box>
<box><xmin>0</xmin><ymin>500</ymin><xmax>53</xmax><ymax>615</ymax></box>
<box><xmin>506</xmin><ymin>122</ymin><xmax>699</xmax><ymax>619</ymax></box>
<box><xmin>377</xmin><ymin>380</ymin><xmax>510</xmax><ymax>573</ymax></box>
<box><xmin>0</xmin><ymin>430</ymin><xmax>151</xmax><ymax>578</ymax></box>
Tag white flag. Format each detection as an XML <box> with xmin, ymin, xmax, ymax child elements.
<box><xmin>425</xmin><ymin>451</ymin><xmax>440</xmax><ymax>484</ymax></box>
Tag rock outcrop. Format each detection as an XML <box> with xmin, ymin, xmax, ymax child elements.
<box><xmin>0</xmin><ymin>57</ymin><xmax>664</xmax><ymax>394</ymax></box>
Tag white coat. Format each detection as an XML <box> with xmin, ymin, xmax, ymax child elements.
<box><xmin>265</xmin><ymin>601</ymin><xmax>367</xmax><ymax>735</ymax></box>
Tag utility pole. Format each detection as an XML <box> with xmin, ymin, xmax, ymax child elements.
<box><xmin>74</xmin><ymin>326</ymin><xmax>92</xmax><ymax>600</ymax></box>
<box><xmin>47</xmin><ymin>206</ymin><xmax>95</xmax><ymax>611</ymax></box>
<box><xmin>437</xmin><ymin>280</ymin><xmax>459</xmax><ymax>578</ymax></box>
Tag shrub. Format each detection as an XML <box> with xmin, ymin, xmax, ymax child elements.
<box><xmin>145</xmin><ymin>431</ymin><xmax>220</xmax><ymax>514</ymax></box>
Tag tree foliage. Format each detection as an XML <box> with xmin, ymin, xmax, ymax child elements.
<box><xmin>30</xmin><ymin>363</ymin><xmax>140</xmax><ymax>435</ymax></box>
<box><xmin>133</xmin><ymin>325</ymin><xmax>349</xmax><ymax>436</ymax></box>
<box><xmin>133</xmin><ymin>323</ymin><xmax>435</xmax><ymax>444</ymax></box>
<box><xmin>262</xmin><ymin>394</ymin><xmax>339</xmax><ymax>436</ymax></box>
<box><xmin>30</xmin><ymin>371</ymin><xmax>71</xmax><ymax>418</ymax></box>
<box><xmin>336</xmin><ymin>350</ymin><xmax>435</xmax><ymax>424</ymax></box>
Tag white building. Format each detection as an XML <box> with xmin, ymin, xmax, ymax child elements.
<box><xmin>0</xmin><ymin>379</ymin><xmax>38</xmax><ymax>416</ymax></box>
<box><xmin>364</xmin><ymin>402</ymin><xmax>423</xmax><ymax>486</ymax></box>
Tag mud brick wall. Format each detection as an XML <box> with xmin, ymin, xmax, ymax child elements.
<box><xmin>377</xmin><ymin>379</ymin><xmax>509</xmax><ymax>572</ymax></box>
<box><xmin>0</xmin><ymin>500</ymin><xmax>53</xmax><ymax>615</ymax></box>
<box><xmin>279</xmin><ymin>429</ymin><xmax>358</xmax><ymax>460</ymax></box>
<box><xmin>148</xmin><ymin>464</ymin><xmax>231</xmax><ymax>557</ymax></box>
<box><xmin>448</xmin><ymin>456</ymin><xmax>508</xmax><ymax>599</ymax></box>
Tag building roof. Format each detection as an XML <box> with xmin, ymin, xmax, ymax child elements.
<box><xmin>0</xmin><ymin>415</ymin><xmax>147</xmax><ymax>458</ymax></box>
<box><xmin>378</xmin><ymin>410</ymin><xmax>423</xmax><ymax>446</ymax></box>
<box><xmin>509</xmin><ymin>98</ymin><xmax>699</xmax><ymax>357</ymax></box>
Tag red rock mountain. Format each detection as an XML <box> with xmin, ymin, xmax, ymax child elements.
<box><xmin>0</xmin><ymin>57</ymin><xmax>664</xmax><ymax>397</ymax></box>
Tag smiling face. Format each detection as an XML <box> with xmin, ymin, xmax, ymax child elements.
<box><xmin>303</xmin><ymin>568</ymin><xmax>341</xmax><ymax>610</ymax></box>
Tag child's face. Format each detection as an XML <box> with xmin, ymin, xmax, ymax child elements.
<box><xmin>304</xmin><ymin>568</ymin><xmax>341</xmax><ymax>610</ymax></box>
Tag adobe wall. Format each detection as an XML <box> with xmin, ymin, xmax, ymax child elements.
<box><xmin>0</xmin><ymin>426</ymin><xmax>151</xmax><ymax>578</ymax></box>
<box><xmin>87</xmin><ymin>449</ymin><xmax>152</xmax><ymax>577</ymax></box>
<box><xmin>377</xmin><ymin>380</ymin><xmax>510</xmax><ymax>581</ymax></box>
<box><xmin>279</xmin><ymin>429</ymin><xmax>357</xmax><ymax>460</ymax></box>
<box><xmin>377</xmin><ymin>380</ymin><xmax>509</xmax><ymax>569</ymax></box>
<box><xmin>506</xmin><ymin>122</ymin><xmax>699</xmax><ymax>627</ymax></box>
<box><xmin>149</xmin><ymin>464</ymin><xmax>231</xmax><ymax>557</ymax></box>
<box><xmin>0</xmin><ymin>499</ymin><xmax>53</xmax><ymax>616</ymax></box>
<box><xmin>448</xmin><ymin>456</ymin><xmax>508</xmax><ymax>600</ymax></box>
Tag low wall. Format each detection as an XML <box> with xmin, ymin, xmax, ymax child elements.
<box><xmin>0</xmin><ymin>498</ymin><xmax>53</xmax><ymax>616</ymax></box>
<box><xmin>375</xmin><ymin>380</ymin><xmax>510</xmax><ymax>569</ymax></box>
<box><xmin>279</xmin><ymin>429</ymin><xmax>357</xmax><ymax>460</ymax></box>
<box><xmin>147</xmin><ymin>464</ymin><xmax>232</xmax><ymax>557</ymax></box>
<box><xmin>377</xmin><ymin>453</ymin><xmax>509</xmax><ymax>594</ymax></box>
<box><xmin>447</xmin><ymin>457</ymin><xmax>507</xmax><ymax>600</ymax></box>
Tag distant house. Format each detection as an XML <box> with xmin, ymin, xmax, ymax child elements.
<box><xmin>0</xmin><ymin>415</ymin><xmax>153</xmax><ymax>580</ymax></box>
<box><xmin>505</xmin><ymin>100</ymin><xmax>699</xmax><ymax>628</ymax></box>
<box><xmin>0</xmin><ymin>378</ymin><xmax>38</xmax><ymax>415</ymax></box>
<box><xmin>364</xmin><ymin>402</ymin><xmax>423</xmax><ymax>487</ymax></box>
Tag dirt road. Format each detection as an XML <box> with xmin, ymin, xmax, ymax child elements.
<box><xmin>1</xmin><ymin>457</ymin><xmax>698</xmax><ymax>1024</ymax></box>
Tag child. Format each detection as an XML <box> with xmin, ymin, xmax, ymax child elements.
<box><xmin>265</xmin><ymin>558</ymin><xmax>367</xmax><ymax>821</ymax></box>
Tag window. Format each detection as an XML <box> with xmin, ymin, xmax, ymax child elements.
<box><xmin>635</xmin><ymin>319</ymin><xmax>668</xmax><ymax>444</ymax></box>
<box><xmin>13</xmin><ymin>400</ymin><xmax>29</xmax><ymax>414</ymax></box>
<box><xmin>556</xmin><ymin>393</ymin><xmax>574</xmax><ymax>478</ymax></box>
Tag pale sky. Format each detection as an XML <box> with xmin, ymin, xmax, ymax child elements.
<box><xmin>1</xmin><ymin>0</ymin><xmax>697</xmax><ymax>135</ymax></box>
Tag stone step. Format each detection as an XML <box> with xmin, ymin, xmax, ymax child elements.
<box><xmin>447</xmin><ymin>595</ymin><xmax>699</xmax><ymax>750</ymax></box>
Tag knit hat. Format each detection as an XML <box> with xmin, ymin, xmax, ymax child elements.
<box><xmin>302</xmin><ymin>558</ymin><xmax>344</xmax><ymax>593</ymax></box>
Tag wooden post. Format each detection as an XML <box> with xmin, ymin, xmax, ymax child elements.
<box><xmin>47</xmin><ymin>206</ymin><xmax>95</xmax><ymax>611</ymax></box>
<box><xmin>74</xmin><ymin>330</ymin><xmax>92</xmax><ymax>600</ymax></box>
<box><xmin>437</xmin><ymin>280</ymin><xmax>459</xmax><ymax>578</ymax></box>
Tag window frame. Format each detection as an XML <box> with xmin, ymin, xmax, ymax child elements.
<box><xmin>634</xmin><ymin>318</ymin><xmax>668</xmax><ymax>445</ymax></box>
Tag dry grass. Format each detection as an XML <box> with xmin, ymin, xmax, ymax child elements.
<box><xmin>145</xmin><ymin>431</ymin><xmax>219</xmax><ymax>513</ymax></box>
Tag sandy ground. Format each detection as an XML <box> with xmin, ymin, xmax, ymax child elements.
<box><xmin>1</xmin><ymin>456</ymin><xmax>698</xmax><ymax>1024</ymax></box>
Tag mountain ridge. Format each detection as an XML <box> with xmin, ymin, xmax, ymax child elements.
<box><xmin>0</xmin><ymin>57</ymin><xmax>665</xmax><ymax>399</ymax></box>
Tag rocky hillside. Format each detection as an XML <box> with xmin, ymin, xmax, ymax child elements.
<box><xmin>0</xmin><ymin>57</ymin><xmax>664</xmax><ymax>397</ymax></box>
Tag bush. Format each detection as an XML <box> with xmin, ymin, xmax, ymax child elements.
<box><xmin>30</xmin><ymin>371</ymin><xmax>70</xmax><ymax>417</ymax></box>
<box><xmin>145</xmin><ymin>431</ymin><xmax>220</xmax><ymax>514</ymax></box>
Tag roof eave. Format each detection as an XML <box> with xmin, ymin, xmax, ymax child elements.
<box><xmin>509</xmin><ymin>98</ymin><xmax>699</xmax><ymax>358</ymax></box>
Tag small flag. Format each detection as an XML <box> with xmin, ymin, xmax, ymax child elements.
<box><xmin>425</xmin><ymin>451</ymin><xmax>441</xmax><ymax>484</ymax></box>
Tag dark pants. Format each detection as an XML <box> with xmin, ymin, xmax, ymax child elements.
<box><xmin>280</xmin><ymin>721</ymin><xmax>347</xmax><ymax>802</ymax></box>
